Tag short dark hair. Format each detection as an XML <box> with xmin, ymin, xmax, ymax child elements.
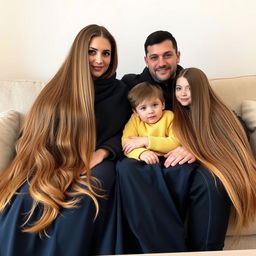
<box><xmin>144</xmin><ymin>30</ymin><xmax>178</xmax><ymax>55</ymax></box>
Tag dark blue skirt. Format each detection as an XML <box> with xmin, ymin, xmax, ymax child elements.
<box><xmin>0</xmin><ymin>160</ymin><xmax>117</xmax><ymax>256</ymax></box>
<box><xmin>0</xmin><ymin>158</ymin><xmax>230</xmax><ymax>255</ymax></box>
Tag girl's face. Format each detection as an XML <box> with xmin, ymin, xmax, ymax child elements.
<box><xmin>88</xmin><ymin>36</ymin><xmax>111</xmax><ymax>79</ymax></box>
<box><xmin>175</xmin><ymin>76</ymin><xmax>191</xmax><ymax>106</ymax></box>
<box><xmin>134</xmin><ymin>97</ymin><xmax>165</xmax><ymax>124</ymax></box>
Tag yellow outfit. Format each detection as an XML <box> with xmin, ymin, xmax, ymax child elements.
<box><xmin>122</xmin><ymin>110</ymin><xmax>180</xmax><ymax>160</ymax></box>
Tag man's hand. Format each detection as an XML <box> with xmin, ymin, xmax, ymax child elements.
<box><xmin>164</xmin><ymin>146</ymin><xmax>196</xmax><ymax>168</ymax></box>
<box><xmin>140</xmin><ymin>150</ymin><xmax>160</xmax><ymax>164</ymax></box>
<box><xmin>123</xmin><ymin>136</ymin><xmax>148</xmax><ymax>153</ymax></box>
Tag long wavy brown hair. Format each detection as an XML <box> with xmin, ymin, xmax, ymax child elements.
<box><xmin>0</xmin><ymin>24</ymin><xmax>118</xmax><ymax>234</ymax></box>
<box><xmin>172</xmin><ymin>68</ymin><xmax>256</xmax><ymax>234</ymax></box>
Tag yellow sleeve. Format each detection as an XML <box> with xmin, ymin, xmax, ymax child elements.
<box><xmin>122</xmin><ymin>114</ymin><xmax>147</xmax><ymax>160</ymax></box>
<box><xmin>147</xmin><ymin>111</ymin><xmax>180</xmax><ymax>153</ymax></box>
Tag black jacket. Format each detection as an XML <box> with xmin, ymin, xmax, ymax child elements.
<box><xmin>122</xmin><ymin>65</ymin><xmax>183</xmax><ymax>110</ymax></box>
<box><xmin>94</xmin><ymin>74</ymin><xmax>131</xmax><ymax>159</ymax></box>
<box><xmin>121</xmin><ymin>67</ymin><xmax>250</xmax><ymax>140</ymax></box>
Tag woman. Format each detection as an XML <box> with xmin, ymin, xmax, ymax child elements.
<box><xmin>173</xmin><ymin>67</ymin><xmax>256</xmax><ymax>235</ymax></box>
<box><xmin>0</xmin><ymin>24</ymin><xmax>130</xmax><ymax>256</ymax></box>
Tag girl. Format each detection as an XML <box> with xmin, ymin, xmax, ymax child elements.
<box><xmin>173</xmin><ymin>67</ymin><xmax>256</xmax><ymax>235</ymax></box>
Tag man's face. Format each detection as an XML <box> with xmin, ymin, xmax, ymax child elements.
<box><xmin>144</xmin><ymin>40</ymin><xmax>180</xmax><ymax>84</ymax></box>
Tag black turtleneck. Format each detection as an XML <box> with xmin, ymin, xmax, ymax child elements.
<box><xmin>121</xmin><ymin>65</ymin><xmax>183</xmax><ymax>110</ymax></box>
<box><xmin>94</xmin><ymin>73</ymin><xmax>131</xmax><ymax>160</ymax></box>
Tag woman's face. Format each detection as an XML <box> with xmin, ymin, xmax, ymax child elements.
<box><xmin>175</xmin><ymin>76</ymin><xmax>192</xmax><ymax>106</ymax></box>
<box><xmin>88</xmin><ymin>36</ymin><xmax>111</xmax><ymax>79</ymax></box>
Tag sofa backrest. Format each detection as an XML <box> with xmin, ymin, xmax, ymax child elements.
<box><xmin>1</xmin><ymin>75</ymin><xmax>256</xmax><ymax>116</ymax></box>
<box><xmin>210</xmin><ymin>75</ymin><xmax>256</xmax><ymax>116</ymax></box>
<box><xmin>0</xmin><ymin>80</ymin><xmax>45</xmax><ymax>119</ymax></box>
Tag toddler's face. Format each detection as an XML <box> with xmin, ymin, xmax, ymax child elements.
<box><xmin>134</xmin><ymin>97</ymin><xmax>165</xmax><ymax>124</ymax></box>
<box><xmin>175</xmin><ymin>77</ymin><xmax>191</xmax><ymax>106</ymax></box>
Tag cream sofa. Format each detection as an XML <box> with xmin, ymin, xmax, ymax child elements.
<box><xmin>0</xmin><ymin>76</ymin><xmax>256</xmax><ymax>250</ymax></box>
<box><xmin>210</xmin><ymin>76</ymin><xmax>256</xmax><ymax>250</ymax></box>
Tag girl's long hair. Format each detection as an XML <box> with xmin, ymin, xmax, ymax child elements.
<box><xmin>172</xmin><ymin>68</ymin><xmax>256</xmax><ymax>234</ymax></box>
<box><xmin>0</xmin><ymin>24</ymin><xmax>118</xmax><ymax>234</ymax></box>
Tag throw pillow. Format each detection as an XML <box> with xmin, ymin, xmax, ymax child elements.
<box><xmin>250</xmin><ymin>130</ymin><xmax>256</xmax><ymax>156</ymax></box>
<box><xmin>241</xmin><ymin>100</ymin><xmax>256</xmax><ymax>131</ymax></box>
<box><xmin>0</xmin><ymin>110</ymin><xmax>20</xmax><ymax>172</ymax></box>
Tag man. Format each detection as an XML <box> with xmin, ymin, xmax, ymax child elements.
<box><xmin>122</xmin><ymin>31</ymin><xmax>195</xmax><ymax>167</ymax></box>
<box><xmin>116</xmin><ymin>31</ymin><xmax>231</xmax><ymax>253</ymax></box>
<box><xmin>122</xmin><ymin>30</ymin><xmax>181</xmax><ymax>100</ymax></box>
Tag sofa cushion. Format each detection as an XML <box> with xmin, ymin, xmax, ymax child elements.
<box><xmin>226</xmin><ymin>217</ymin><xmax>256</xmax><ymax>237</ymax></box>
<box><xmin>0</xmin><ymin>110</ymin><xmax>20</xmax><ymax>172</ymax></box>
<box><xmin>241</xmin><ymin>100</ymin><xmax>256</xmax><ymax>131</ymax></box>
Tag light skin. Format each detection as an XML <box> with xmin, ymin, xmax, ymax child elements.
<box><xmin>134</xmin><ymin>97</ymin><xmax>165</xmax><ymax>125</ymax></box>
<box><xmin>144</xmin><ymin>40</ymin><xmax>180</xmax><ymax>85</ymax></box>
<box><xmin>144</xmin><ymin>39</ymin><xmax>195</xmax><ymax>166</ymax></box>
<box><xmin>163</xmin><ymin>76</ymin><xmax>194</xmax><ymax>167</ymax></box>
<box><xmin>175</xmin><ymin>77</ymin><xmax>192</xmax><ymax>106</ymax></box>
<box><xmin>89</xmin><ymin>149</ymin><xmax>110</xmax><ymax>169</ymax></box>
<box><xmin>88</xmin><ymin>36</ymin><xmax>112</xmax><ymax>169</ymax></box>
<box><xmin>163</xmin><ymin>147</ymin><xmax>195</xmax><ymax>168</ymax></box>
<box><xmin>122</xmin><ymin>97</ymin><xmax>164</xmax><ymax>164</ymax></box>
<box><xmin>88</xmin><ymin>36</ymin><xmax>111</xmax><ymax>79</ymax></box>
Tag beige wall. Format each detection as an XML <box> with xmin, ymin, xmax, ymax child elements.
<box><xmin>0</xmin><ymin>0</ymin><xmax>255</xmax><ymax>82</ymax></box>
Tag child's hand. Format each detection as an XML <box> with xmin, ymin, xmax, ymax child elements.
<box><xmin>123</xmin><ymin>136</ymin><xmax>148</xmax><ymax>153</ymax></box>
<box><xmin>139</xmin><ymin>150</ymin><xmax>160</xmax><ymax>164</ymax></box>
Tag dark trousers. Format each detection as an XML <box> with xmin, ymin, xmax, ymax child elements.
<box><xmin>115</xmin><ymin>158</ymin><xmax>231</xmax><ymax>253</ymax></box>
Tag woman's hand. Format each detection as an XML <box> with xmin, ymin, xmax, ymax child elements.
<box><xmin>164</xmin><ymin>146</ymin><xmax>196</xmax><ymax>168</ymax></box>
<box><xmin>89</xmin><ymin>148</ymin><xmax>109</xmax><ymax>169</ymax></box>
<box><xmin>139</xmin><ymin>150</ymin><xmax>160</xmax><ymax>164</ymax></box>
<box><xmin>123</xmin><ymin>136</ymin><xmax>148</xmax><ymax>153</ymax></box>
